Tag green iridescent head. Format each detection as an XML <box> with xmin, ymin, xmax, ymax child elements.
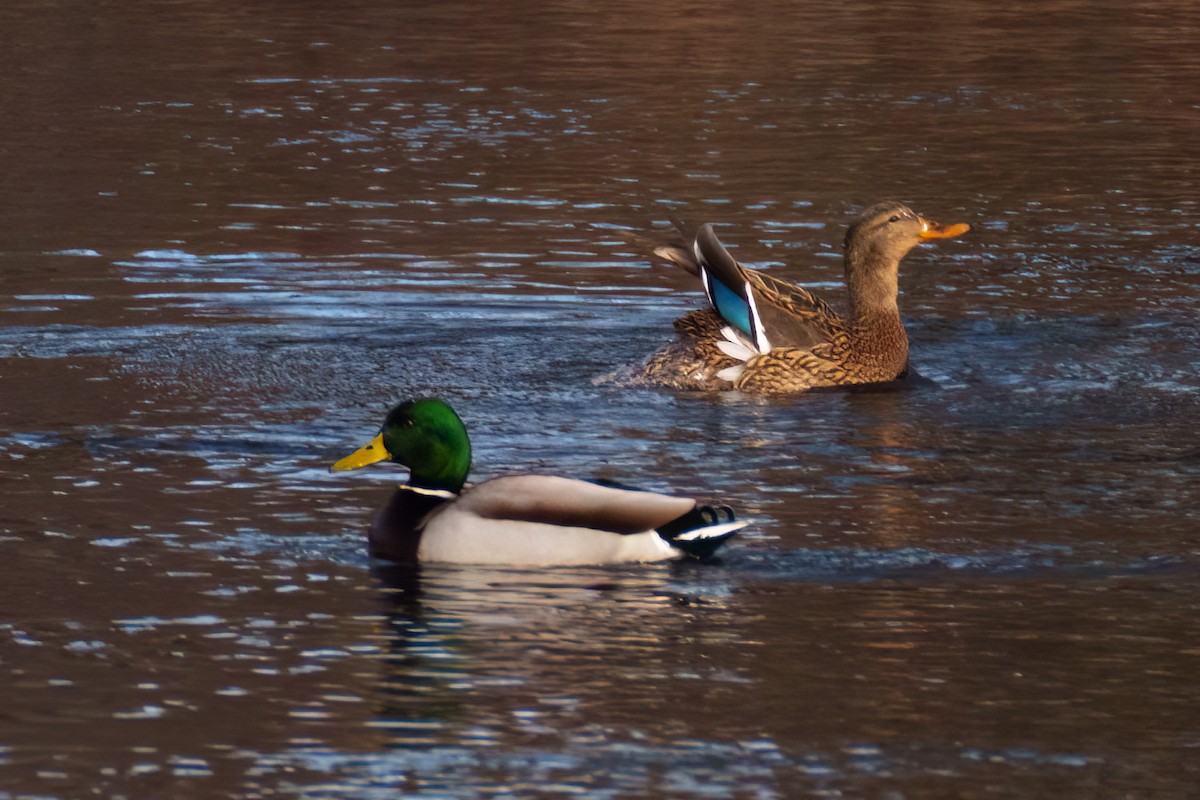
<box><xmin>331</xmin><ymin>398</ymin><xmax>472</xmax><ymax>494</ymax></box>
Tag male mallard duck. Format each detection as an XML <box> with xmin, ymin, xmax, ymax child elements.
<box><xmin>331</xmin><ymin>398</ymin><xmax>747</xmax><ymax>566</ymax></box>
<box><xmin>633</xmin><ymin>201</ymin><xmax>970</xmax><ymax>393</ymax></box>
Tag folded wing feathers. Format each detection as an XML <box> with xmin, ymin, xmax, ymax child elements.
<box><xmin>653</xmin><ymin>244</ymin><xmax>699</xmax><ymax>276</ymax></box>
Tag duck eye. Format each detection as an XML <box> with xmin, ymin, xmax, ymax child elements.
<box><xmin>888</xmin><ymin>215</ymin><xmax>901</xmax><ymax>224</ymax></box>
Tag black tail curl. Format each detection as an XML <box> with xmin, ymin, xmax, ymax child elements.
<box><xmin>655</xmin><ymin>505</ymin><xmax>741</xmax><ymax>560</ymax></box>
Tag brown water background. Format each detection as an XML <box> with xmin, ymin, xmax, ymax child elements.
<box><xmin>2</xmin><ymin>1</ymin><xmax>1199</xmax><ymax>797</ymax></box>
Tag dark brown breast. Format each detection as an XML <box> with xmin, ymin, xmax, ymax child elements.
<box><xmin>368</xmin><ymin>488</ymin><xmax>451</xmax><ymax>563</ymax></box>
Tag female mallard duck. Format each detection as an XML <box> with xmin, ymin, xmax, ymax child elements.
<box><xmin>331</xmin><ymin>398</ymin><xmax>746</xmax><ymax>566</ymax></box>
<box><xmin>633</xmin><ymin>201</ymin><xmax>970</xmax><ymax>393</ymax></box>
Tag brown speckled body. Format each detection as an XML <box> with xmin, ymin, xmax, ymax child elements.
<box><xmin>733</xmin><ymin>311</ymin><xmax>908</xmax><ymax>393</ymax></box>
<box><xmin>634</xmin><ymin>307</ymin><xmax>908</xmax><ymax>393</ymax></box>
<box><xmin>629</xmin><ymin>310</ymin><xmax>734</xmax><ymax>390</ymax></box>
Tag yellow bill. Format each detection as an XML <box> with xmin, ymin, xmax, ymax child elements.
<box><xmin>919</xmin><ymin>218</ymin><xmax>971</xmax><ymax>241</ymax></box>
<box><xmin>330</xmin><ymin>432</ymin><xmax>390</xmax><ymax>472</ymax></box>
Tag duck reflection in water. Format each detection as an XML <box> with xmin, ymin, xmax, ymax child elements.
<box><xmin>365</xmin><ymin>560</ymin><xmax>734</xmax><ymax>751</ymax></box>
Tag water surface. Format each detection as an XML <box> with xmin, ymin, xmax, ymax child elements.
<box><xmin>2</xmin><ymin>1</ymin><xmax>1199</xmax><ymax>797</ymax></box>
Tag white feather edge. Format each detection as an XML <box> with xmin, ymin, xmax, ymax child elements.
<box><xmin>696</xmin><ymin>242</ymin><xmax>718</xmax><ymax>309</ymax></box>
<box><xmin>672</xmin><ymin>520</ymin><xmax>749</xmax><ymax>541</ymax></box>
<box><xmin>745</xmin><ymin>285</ymin><xmax>772</xmax><ymax>353</ymax></box>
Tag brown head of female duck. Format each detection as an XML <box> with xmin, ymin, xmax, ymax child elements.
<box><xmin>833</xmin><ymin>201</ymin><xmax>971</xmax><ymax>385</ymax></box>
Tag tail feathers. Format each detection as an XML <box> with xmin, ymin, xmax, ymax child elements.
<box><xmin>653</xmin><ymin>217</ymin><xmax>702</xmax><ymax>276</ymax></box>
<box><xmin>653</xmin><ymin>243</ymin><xmax>701</xmax><ymax>277</ymax></box>
<box><xmin>656</xmin><ymin>505</ymin><xmax>748</xmax><ymax>560</ymax></box>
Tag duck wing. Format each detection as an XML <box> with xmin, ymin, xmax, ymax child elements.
<box><xmin>456</xmin><ymin>475</ymin><xmax>694</xmax><ymax>532</ymax></box>
<box><xmin>417</xmin><ymin>476</ymin><xmax>745</xmax><ymax>565</ymax></box>
<box><xmin>744</xmin><ymin>270</ymin><xmax>846</xmax><ymax>348</ymax></box>
<box><xmin>658</xmin><ymin>221</ymin><xmax>843</xmax><ymax>352</ymax></box>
